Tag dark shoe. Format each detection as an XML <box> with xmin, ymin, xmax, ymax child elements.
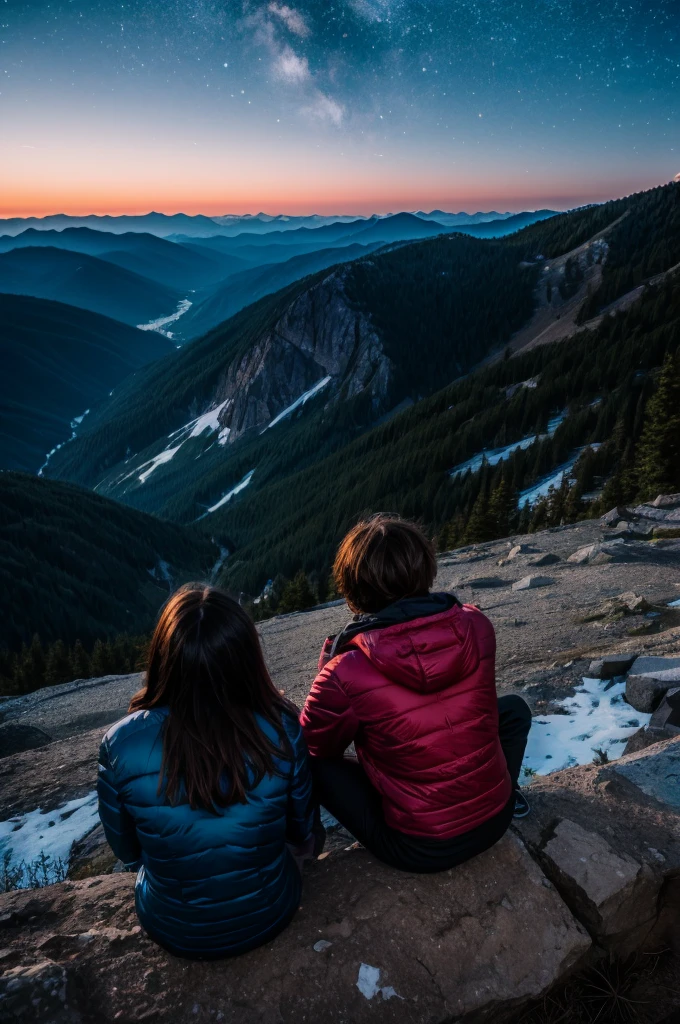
<box><xmin>513</xmin><ymin>789</ymin><xmax>530</xmax><ymax>818</ymax></box>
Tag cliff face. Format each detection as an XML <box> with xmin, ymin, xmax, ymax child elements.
<box><xmin>211</xmin><ymin>268</ymin><xmax>392</xmax><ymax>442</ymax></box>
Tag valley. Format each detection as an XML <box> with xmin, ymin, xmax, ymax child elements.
<box><xmin>1</xmin><ymin>182</ymin><xmax>680</xmax><ymax>654</ymax></box>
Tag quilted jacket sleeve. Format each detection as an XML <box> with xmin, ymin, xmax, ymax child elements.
<box><xmin>284</xmin><ymin>716</ymin><xmax>315</xmax><ymax>846</ymax></box>
<box><xmin>97</xmin><ymin>736</ymin><xmax>142</xmax><ymax>870</ymax></box>
<box><xmin>300</xmin><ymin>660</ymin><xmax>360</xmax><ymax>758</ymax></box>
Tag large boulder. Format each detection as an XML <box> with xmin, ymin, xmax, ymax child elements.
<box><xmin>610</xmin><ymin>736</ymin><xmax>680</xmax><ymax>810</ymax></box>
<box><xmin>536</xmin><ymin>819</ymin><xmax>658</xmax><ymax>954</ymax></box>
<box><xmin>626</xmin><ymin>656</ymin><xmax>680</xmax><ymax>713</ymax></box>
<box><xmin>648</xmin><ymin>688</ymin><xmax>680</xmax><ymax>740</ymax></box>
<box><xmin>517</xmin><ymin>736</ymin><xmax>680</xmax><ymax>957</ymax></box>
<box><xmin>587</xmin><ymin>653</ymin><xmax>638</xmax><ymax>680</ymax></box>
<box><xmin>0</xmin><ymin>834</ymin><xmax>590</xmax><ymax>1024</ymax></box>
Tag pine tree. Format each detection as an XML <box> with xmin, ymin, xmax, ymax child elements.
<box><xmin>44</xmin><ymin>640</ymin><xmax>73</xmax><ymax>687</ymax></box>
<box><xmin>90</xmin><ymin>639</ymin><xmax>112</xmax><ymax>677</ymax></box>
<box><xmin>21</xmin><ymin>635</ymin><xmax>46</xmax><ymax>691</ymax></box>
<box><xmin>71</xmin><ymin>640</ymin><xmax>91</xmax><ymax>680</ymax></box>
<box><xmin>464</xmin><ymin>489</ymin><xmax>495</xmax><ymax>544</ymax></box>
<box><xmin>635</xmin><ymin>352</ymin><xmax>680</xmax><ymax>500</ymax></box>
<box><xmin>488</xmin><ymin>478</ymin><xmax>517</xmax><ymax>538</ymax></box>
<box><xmin>278</xmin><ymin>571</ymin><xmax>317</xmax><ymax>614</ymax></box>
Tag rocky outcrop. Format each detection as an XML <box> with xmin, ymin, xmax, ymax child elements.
<box><xmin>4</xmin><ymin>743</ymin><xmax>680</xmax><ymax>1022</ymax></box>
<box><xmin>626</xmin><ymin>656</ymin><xmax>680</xmax><ymax>712</ymax></box>
<box><xmin>0</xmin><ymin>833</ymin><xmax>591</xmax><ymax>1024</ymax></box>
<box><xmin>517</xmin><ymin>736</ymin><xmax>680</xmax><ymax>958</ymax></box>
<box><xmin>587</xmin><ymin>652</ymin><xmax>638</xmax><ymax>679</ymax></box>
<box><xmin>212</xmin><ymin>269</ymin><xmax>392</xmax><ymax>442</ymax></box>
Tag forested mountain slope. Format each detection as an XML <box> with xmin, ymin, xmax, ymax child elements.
<box><xmin>0</xmin><ymin>473</ymin><xmax>219</xmax><ymax>650</ymax></box>
<box><xmin>43</xmin><ymin>182</ymin><xmax>680</xmax><ymax>599</ymax></box>
<box><xmin>0</xmin><ymin>247</ymin><xmax>182</xmax><ymax>326</ymax></box>
<box><xmin>45</xmin><ymin>229</ymin><xmax>543</xmax><ymax>514</ymax></box>
<box><xmin>0</xmin><ymin>295</ymin><xmax>173</xmax><ymax>472</ymax></box>
<box><xmin>214</xmin><ymin>267</ymin><xmax>680</xmax><ymax>592</ymax></box>
<box><xmin>174</xmin><ymin>241</ymin><xmax>383</xmax><ymax>342</ymax></box>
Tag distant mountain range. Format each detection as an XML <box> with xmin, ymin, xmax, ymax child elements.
<box><xmin>0</xmin><ymin>208</ymin><xmax>557</xmax><ymax>239</ymax></box>
<box><xmin>0</xmin><ymin>228</ymin><xmax>243</xmax><ymax>291</ymax></box>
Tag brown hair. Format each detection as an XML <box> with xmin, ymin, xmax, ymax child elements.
<box><xmin>129</xmin><ymin>583</ymin><xmax>291</xmax><ymax>811</ymax></box>
<box><xmin>333</xmin><ymin>514</ymin><xmax>436</xmax><ymax>614</ymax></box>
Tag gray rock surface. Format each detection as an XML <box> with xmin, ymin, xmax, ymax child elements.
<box><xmin>466</xmin><ymin>576</ymin><xmax>508</xmax><ymax>589</ymax></box>
<box><xmin>626</xmin><ymin>657</ymin><xmax>680</xmax><ymax>712</ymax></box>
<box><xmin>611</xmin><ymin>739</ymin><xmax>680</xmax><ymax>809</ymax></box>
<box><xmin>0</xmin><ymin>722</ymin><xmax>51</xmax><ymax>760</ymax></box>
<box><xmin>651</xmin><ymin>493</ymin><xmax>680</xmax><ymax>509</ymax></box>
<box><xmin>512</xmin><ymin>575</ymin><xmax>553</xmax><ymax>591</ymax></box>
<box><xmin>587</xmin><ymin>653</ymin><xmax>638</xmax><ymax>679</ymax></box>
<box><xmin>517</xmin><ymin>737</ymin><xmax>680</xmax><ymax>957</ymax></box>
<box><xmin>0</xmin><ymin>961</ymin><xmax>69</xmax><ymax>1022</ymax></box>
<box><xmin>0</xmin><ymin>834</ymin><xmax>591</xmax><ymax>1024</ymax></box>
<box><xmin>648</xmin><ymin>688</ymin><xmax>680</xmax><ymax>740</ymax></box>
<box><xmin>528</xmin><ymin>552</ymin><xmax>561</xmax><ymax>567</ymax></box>
<box><xmin>539</xmin><ymin>819</ymin><xmax>657</xmax><ymax>951</ymax></box>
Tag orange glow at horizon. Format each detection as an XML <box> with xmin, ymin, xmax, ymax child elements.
<box><xmin>0</xmin><ymin>179</ymin><xmax>660</xmax><ymax>220</ymax></box>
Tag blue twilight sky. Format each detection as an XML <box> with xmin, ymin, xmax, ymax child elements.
<box><xmin>2</xmin><ymin>0</ymin><xmax>679</xmax><ymax>215</ymax></box>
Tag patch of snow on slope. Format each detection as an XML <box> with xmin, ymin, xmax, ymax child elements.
<box><xmin>263</xmin><ymin>376</ymin><xmax>332</xmax><ymax>433</ymax></box>
<box><xmin>198</xmin><ymin>470</ymin><xmax>255</xmax><ymax>518</ymax></box>
<box><xmin>137</xmin><ymin>297</ymin><xmax>192</xmax><ymax>337</ymax></box>
<box><xmin>519</xmin><ymin>443</ymin><xmax>602</xmax><ymax>507</ymax></box>
<box><xmin>138</xmin><ymin>445</ymin><xmax>183</xmax><ymax>483</ymax></box>
<box><xmin>0</xmin><ymin>792</ymin><xmax>99</xmax><ymax>888</ymax></box>
<box><xmin>450</xmin><ymin>413</ymin><xmax>565</xmax><ymax>479</ymax></box>
<box><xmin>169</xmin><ymin>399</ymin><xmax>231</xmax><ymax>441</ymax></box>
<box><xmin>523</xmin><ymin>677</ymin><xmax>650</xmax><ymax>777</ymax></box>
<box><xmin>38</xmin><ymin>408</ymin><xmax>90</xmax><ymax>476</ymax></box>
<box><xmin>130</xmin><ymin>400</ymin><xmax>232</xmax><ymax>485</ymax></box>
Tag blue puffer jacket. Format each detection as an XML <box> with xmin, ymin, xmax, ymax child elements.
<box><xmin>97</xmin><ymin>706</ymin><xmax>313</xmax><ymax>960</ymax></box>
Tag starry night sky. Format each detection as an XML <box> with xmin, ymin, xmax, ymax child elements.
<box><xmin>2</xmin><ymin>1</ymin><xmax>679</xmax><ymax>216</ymax></box>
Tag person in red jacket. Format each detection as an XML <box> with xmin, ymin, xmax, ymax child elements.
<box><xmin>300</xmin><ymin>514</ymin><xmax>531</xmax><ymax>872</ymax></box>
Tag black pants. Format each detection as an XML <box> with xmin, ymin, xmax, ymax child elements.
<box><xmin>310</xmin><ymin>694</ymin><xmax>531</xmax><ymax>874</ymax></box>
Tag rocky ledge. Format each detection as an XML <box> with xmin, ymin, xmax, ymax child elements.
<box><xmin>2</xmin><ymin>737</ymin><xmax>679</xmax><ymax>1024</ymax></box>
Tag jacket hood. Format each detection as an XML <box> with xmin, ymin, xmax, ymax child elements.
<box><xmin>332</xmin><ymin>594</ymin><xmax>481</xmax><ymax>694</ymax></box>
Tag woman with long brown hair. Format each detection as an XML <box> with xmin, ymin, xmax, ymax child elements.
<box><xmin>97</xmin><ymin>584</ymin><xmax>314</xmax><ymax>960</ymax></box>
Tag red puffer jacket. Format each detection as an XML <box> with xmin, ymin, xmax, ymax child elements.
<box><xmin>300</xmin><ymin>600</ymin><xmax>511</xmax><ymax>839</ymax></box>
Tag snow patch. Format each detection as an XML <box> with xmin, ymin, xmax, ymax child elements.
<box><xmin>262</xmin><ymin>376</ymin><xmax>332</xmax><ymax>432</ymax></box>
<box><xmin>450</xmin><ymin>414</ymin><xmax>565</xmax><ymax>479</ymax></box>
<box><xmin>38</xmin><ymin>408</ymin><xmax>90</xmax><ymax>476</ymax></box>
<box><xmin>129</xmin><ymin>400</ymin><xmax>232</xmax><ymax>486</ymax></box>
<box><xmin>669</xmin><ymin>598</ymin><xmax>680</xmax><ymax>608</ymax></box>
<box><xmin>0</xmin><ymin>792</ymin><xmax>99</xmax><ymax>888</ymax></box>
<box><xmin>137</xmin><ymin>445</ymin><xmax>183</xmax><ymax>484</ymax></box>
<box><xmin>137</xmin><ymin>298</ymin><xmax>192</xmax><ymax>337</ymax></box>
<box><xmin>522</xmin><ymin>677</ymin><xmax>651</xmax><ymax>777</ymax></box>
<box><xmin>197</xmin><ymin>470</ymin><xmax>255</xmax><ymax>518</ymax></box>
<box><xmin>356</xmin><ymin>964</ymin><xmax>403</xmax><ymax>1001</ymax></box>
<box><xmin>168</xmin><ymin>399</ymin><xmax>231</xmax><ymax>442</ymax></box>
<box><xmin>519</xmin><ymin>444</ymin><xmax>602</xmax><ymax>507</ymax></box>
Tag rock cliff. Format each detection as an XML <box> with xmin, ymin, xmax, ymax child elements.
<box><xmin>212</xmin><ymin>268</ymin><xmax>392</xmax><ymax>442</ymax></box>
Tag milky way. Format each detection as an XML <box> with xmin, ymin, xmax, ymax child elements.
<box><xmin>2</xmin><ymin>1</ymin><xmax>678</xmax><ymax>214</ymax></box>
